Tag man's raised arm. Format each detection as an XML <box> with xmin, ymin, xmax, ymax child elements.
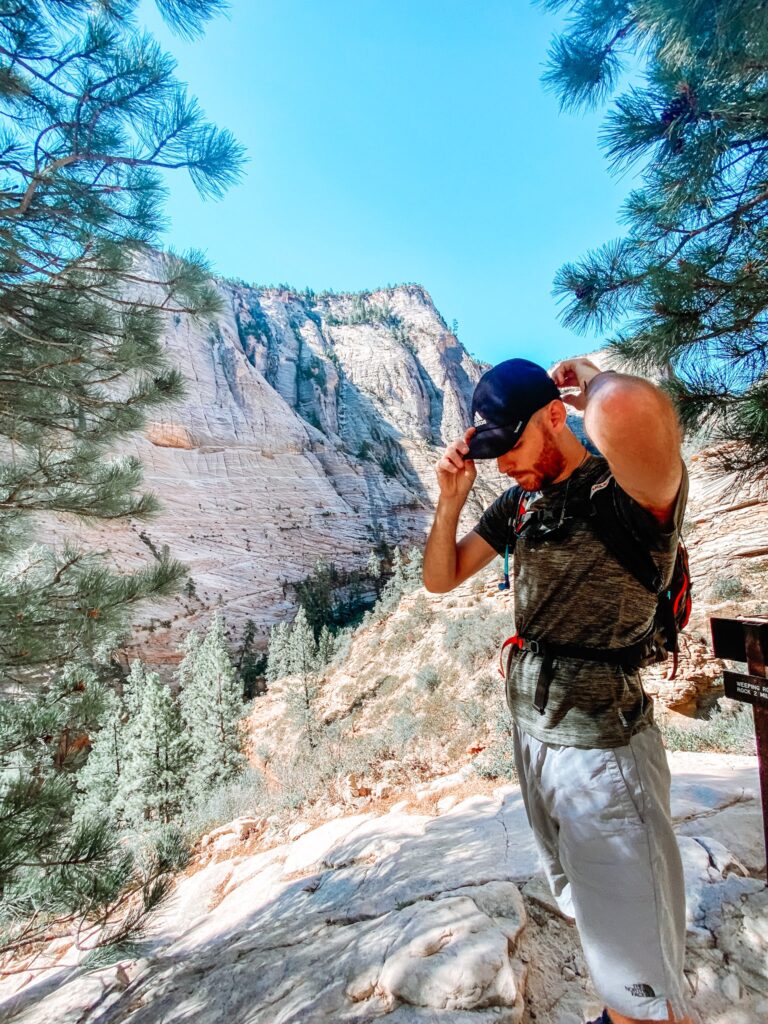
<box><xmin>549</xmin><ymin>358</ymin><xmax>684</xmax><ymax>527</ymax></box>
<box><xmin>423</xmin><ymin>427</ymin><xmax>498</xmax><ymax>594</ymax></box>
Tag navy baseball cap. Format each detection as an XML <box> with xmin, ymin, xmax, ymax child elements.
<box><xmin>466</xmin><ymin>358</ymin><xmax>560</xmax><ymax>460</ymax></box>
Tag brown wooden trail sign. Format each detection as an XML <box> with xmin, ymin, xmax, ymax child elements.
<box><xmin>710</xmin><ymin>616</ymin><xmax>768</xmax><ymax>878</ymax></box>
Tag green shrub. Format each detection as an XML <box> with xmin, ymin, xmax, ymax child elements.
<box><xmin>474</xmin><ymin>739</ymin><xmax>518</xmax><ymax>782</ymax></box>
<box><xmin>472</xmin><ymin>696</ymin><xmax>517</xmax><ymax>781</ymax></box>
<box><xmin>376</xmin><ymin>674</ymin><xmax>401</xmax><ymax>696</ymax></box>
<box><xmin>710</xmin><ymin>575</ymin><xmax>746</xmax><ymax>601</ymax></box>
<box><xmin>263</xmin><ymin>722</ymin><xmax>397</xmax><ymax>814</ymax></box>
<box><xmin>420</xmin><ymin>691</ymin><xmax>466</xmax><ymax>755</ymax></box>
<box><xmin>401</xmin><ymin>593</ymin><xmax>433</xmax><ymax>631</ymax></box>
<box><xmin>383</xmin><ymin>621</ymin><xmax>413</xmax><ymax>654</ymax></box>
<box><xmin>269</xmin><ymin>742</ymin><xmax>340</xmax><ymax>812</ymax></box>
<box><xmin>443</xmin><ymin>609</ymin><xmax>512</xmax><ymax>671</ymax></box>
<box><xmin>254</xmin><ymin>741</ymin><xmax>272</xmax><ymax>764</ymax></box>
<box><xmin>475</xmin><ymin>674</ymin><xmax>499</xmax><ymax>700</ymax></box>
<box><xmin>457</xmin><ymin>697</ymin><xmax>487</xmax><ymax>729</ymax></box>
<box><xmin>185</xmin><ymin>768</ymin><xmax>267</xmax><ymax>837</ymax></box>
<box><xmin>385</xmin><ymin>709</ymin><xmax>420</xmax><ymax>754</ymax></box>
<box><xmin>415</xmin><ymin>664</ymin><xmax>441</xmax><ymax>693</ymax></box>
<box><xmin>384</xmin><ymin>596</ymin><xmax>433</xmax><ymax>654</ymax></box>
<box><xmin>658</xmin><ymin>703</ymin><xmax>755</xmax><ymax>756</ymax></box>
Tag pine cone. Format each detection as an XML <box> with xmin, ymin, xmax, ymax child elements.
<box><xmin>660</xmin><ymin>86</ymin><xmax>697</xmax><ymax>126</ymax></box>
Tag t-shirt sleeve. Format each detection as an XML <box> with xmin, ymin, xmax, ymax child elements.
<box><xmin>472</xmin><ymin>487</ymin><xmax>519</xmax><ymax>556</ymax></box>
<box><xmin>611</xmin><ymin>461</ymin><xmax>689</xmax><ymax>549</ymax></box>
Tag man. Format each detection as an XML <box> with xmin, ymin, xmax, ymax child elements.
<box><xmin>423</xmin><ymin>356</ymin><xmax>694</xmax><ymax>1024</ymax></box>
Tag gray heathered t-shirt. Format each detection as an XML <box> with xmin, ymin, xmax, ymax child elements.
<box><xmin>473</xmin><ymin>454</ymin><xmax>689</xmax><ymax>749</ymax></box>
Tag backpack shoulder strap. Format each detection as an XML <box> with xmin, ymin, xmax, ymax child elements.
<box><xmin>587</xmin><ymin>472</ymin><xmax>665</xmax><ymax>595</ymax></box>
<box><xmin>496</xmin><ymin>485</ymin><xmax>523</xmax><ymax>592</ymax></box>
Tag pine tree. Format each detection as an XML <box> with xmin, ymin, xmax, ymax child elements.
<box><xmin>178</xmin><ymin>614</ymin><xmax>247</xmax><ymax>803</ymax></box>
<box><xmin>366</xmin><ymin>549</ymin><xmax>383</xmax><ymax>598</ymax></box>
<box><xmin>124</xmin><ymin>659</ymin><xmax>149</xmax><ymax>718</ymax></box>
<box><xmin>282</xmin><ymin>607</ymin><xmax>320</xmax><ymax>749</ymax></box>
<box><xmin>120</xmin><ymin>669</ymin><xmax>190</xmax><ymax>827</ymax></box>
<box><xmin>377</xmin><ymin>545</ymin><xmax>408</xmax><ymax>612</ymax></box>
<box><xmin>266</xmin><ymin>621</ymin><xmax>290</xmax><ymax>683</ymax></box>
<box><xmin>3</xmin><ymin>661</ymin><xmax>112</xmax><ymax>854</ymax></box>
<box><xmin>0</xmin><ymin>0</ymin><xmax>243</xmax><ymax>971</ymax></box>
<box><xmin>294</xmin><ymin>558</ymin><xmax>337</xmax><ymax>635</ymax></box>
<box><xmin>540</xmin><ymin>0</ymin><xmax>768</xmax><ymax>468</ymax></box>
<box><xmin>366</xmin><ymin>551</ymin><xmax>382</xmax><ymax>579</ymax></box>
<box><xmin>316</xmin><ymin>625</ymin><xmax>336</xmax><ymax>668</ymax></box>
<box><xmin>404</xmin><ymin>546</ymin><xmax>424</xmax><ymax>589</ymax></box>
<box><xmin>237</xmin><ymin>618</ymin><xmax>266</xmax><ymax>699</ymax></box>
<box><xmin>392</xmin><ymin>546</ymin><xmax>405</xmax><ymax>579</ymax></box>
<box><xmin>74</xmin><ymin>686</ymin><xmax>128</xmax><ymax>826</ymax></box>
<box><xmin>76</xmin><ymin>659</ymin><xmax>190</xmax><ymax>828</ymax></box>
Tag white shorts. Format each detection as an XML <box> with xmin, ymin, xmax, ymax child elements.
<box><xmin>512</xmin><ymin>723</ymin><xmax>691</xmax><ymax>1021</ymax></box>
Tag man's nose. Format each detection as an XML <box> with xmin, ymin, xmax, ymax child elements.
<box><xmin>497</xmin><ymin>453</ymin><xmax>514</xmax><ymax>474</ymax></box>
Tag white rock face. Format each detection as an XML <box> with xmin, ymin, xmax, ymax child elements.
<box><xmin>2</xmin><ymin>752</ymin><xmax>764</xmax><ymax>1024</ymax></box>
<box><xmin>49</xmin><ymin>283</ymin><xmax>492</xmax><ymax>664</ymax></box>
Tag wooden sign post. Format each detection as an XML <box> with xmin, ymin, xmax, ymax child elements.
<box><xmin>710</xmin><ymin>616</ymin><xmax>768</xmax><ymax>873</ymax></box>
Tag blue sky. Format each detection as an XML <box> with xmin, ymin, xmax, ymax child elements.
<box><xmin>139</xmin><ymin>0</ymin><xmax>635</xmax><ymax>368</ymax></box>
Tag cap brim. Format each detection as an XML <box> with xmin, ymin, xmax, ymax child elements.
<box><xmin>466</xmin><ymin>423</ymin><xmax>523</xmax><ymax>460</ymax></box>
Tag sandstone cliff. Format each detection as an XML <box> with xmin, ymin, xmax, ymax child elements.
<box><xmin>50</xmin><ymin>282</ymin><xmax>498</xmax><ymax>662</ymax></box>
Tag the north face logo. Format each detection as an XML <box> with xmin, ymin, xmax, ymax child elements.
<box><xmin>626</xmin><ymin>983</ymin><xmax>656</xmax><ymax>998</ymax></box>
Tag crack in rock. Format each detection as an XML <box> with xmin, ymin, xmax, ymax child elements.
<box><xmin>673</xmin><ymin>790</ymin><xmax>753</xmax><ymax>826</ymax></box>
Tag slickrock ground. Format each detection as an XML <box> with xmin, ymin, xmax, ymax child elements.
<box><xmin>1</xmin><ymin>753</ymin><xmax>764</xmax><ymax>1024</ymax></box>
<box><xmin>7</xmin><ymin>476</ymin><xmax>767</xmax><ymax>1021</ymax></box>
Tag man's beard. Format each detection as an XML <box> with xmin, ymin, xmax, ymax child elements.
<box><xmin>515</xmin><ymin>435</ymin><xmax>566</xmax><ymax>492</ymax></box>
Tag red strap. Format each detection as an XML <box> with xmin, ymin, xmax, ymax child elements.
<box><xmin>499</xmin><ymin>634</ymin><xmax>523</xmax><ymax>678</ymax></box>
<box><xmin>515</xmin><ymin>497</ymin><xmax>527</xmax><ymax>534</ymax></box>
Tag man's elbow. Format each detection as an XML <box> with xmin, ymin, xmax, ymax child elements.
<box><xmin>422</xmin><ymin>572</ymin><xmax>453</xmax><ymax>595</ymax></box>
<box><xmin>587</xmin><ymin>377</ymin><xmax>681</xmax><ymax>454</ymax></box>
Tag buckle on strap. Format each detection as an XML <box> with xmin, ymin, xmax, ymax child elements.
<box><xmin>498</xmin><ymin>634</ymin><xmax>553</xmax><ymax>714</ymax></box>
<box><xmin>499</xmin><ymin>634</ymin><xmax>524</xmax><ymax>679</ymax></box>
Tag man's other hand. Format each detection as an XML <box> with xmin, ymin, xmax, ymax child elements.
<box><xmin>549</xmin><ymin>357</ymin><xmax>602</xmax><ymax>411</ymax></box>
<box><xmin>436</xmin><ymin>427</ymin><xmax>477</xmax><ymax>503</ymax></box>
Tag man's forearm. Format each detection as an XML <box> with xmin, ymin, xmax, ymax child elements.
<box><xmin>423</xmin><ymin>497</ymin><xmax>464</xmax><ymax>593</ymax></box>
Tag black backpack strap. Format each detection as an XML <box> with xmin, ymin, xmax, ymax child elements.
<box><xmin>587</xmin><ymin>472</ymin><xmax>665</xmax><ymax>595</ymax></box>
<box><xmin>498</xmin><ymin>486</ymin><xmax>524</xmax><ymax>592</ymax></box>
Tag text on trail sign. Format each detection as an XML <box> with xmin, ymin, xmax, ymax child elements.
<box><xmin>723</xmin><ymin>671</ymin><xmax>768</xmax><ymax>707</ymax></box>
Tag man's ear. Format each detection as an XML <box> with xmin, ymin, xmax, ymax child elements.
<box><xmin>547</xmin><ymin>399</ymin><xmax>567</xmax><ymax>433</ymax></box>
